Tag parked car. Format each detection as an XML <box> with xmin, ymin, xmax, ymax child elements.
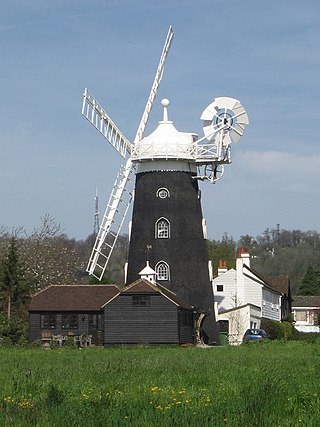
<box><xmin>243</xmin><ymin>329</ymin><xmax>268</xmax><ymax>343</ymax></box>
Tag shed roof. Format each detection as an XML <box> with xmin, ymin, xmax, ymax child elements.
<box><xmin>112</xmin><ymin>278</ymin><xmax>192</xmax><ymax>309</ymax></box>
<box><xmin>29</xmin><ymin>285</ymin><xmax>120</xmax><ymax>311</ymax></box>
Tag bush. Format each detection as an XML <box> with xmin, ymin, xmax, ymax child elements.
<box><xmin>261</xmin><ymin>319</ymin><xmax>283</xmax><ymax>340</ymax></box>
<box><xmin>261</xmin><ymin>319</ymin><xmax>300</xmax><ymax>340</ymax></box>
<box><xmin>0</xmin><ymin>316</ymin><xmax>28</xmax><ymax>346</ymax></box>
<box><xmin>280</xmin><ymin>321</ymin><xmax>297</xmax><ymax>340</ymax></box>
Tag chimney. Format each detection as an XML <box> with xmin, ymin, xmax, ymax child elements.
<box><xmin>218</xmin><ymin>259</ymin><xmax>228</xmax><ymax>276</ymax></box>
<box><xmin>237</xmin><ymin>247</ymin><xmax>250</xmax><ymax>268</ymax></box>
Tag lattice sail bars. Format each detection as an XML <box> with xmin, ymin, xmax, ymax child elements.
<box><xmin>86</xmin><ymin>159</ymin><xmax>135</xmax><ymax>280</ymax></box>
<box><xmin>82</xmin><ymin>88</ymin><xmax>132</xmax><ymax>158</ymax></box>
<box><xmin>133</xmin><ymin>26</ymin><xmax>174</xmax><ymax>145</ymax></box>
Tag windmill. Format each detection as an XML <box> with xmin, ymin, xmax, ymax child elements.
<box><xmin>82</xmin><ymin>27</ymin><xmax>249</xmax><ymax>344</ymax></box>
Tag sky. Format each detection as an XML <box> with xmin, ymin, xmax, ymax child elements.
<box><xmin>0</xmin><ymin>0</ymin><xmax>320</xmax><ymax>242</ymax></box>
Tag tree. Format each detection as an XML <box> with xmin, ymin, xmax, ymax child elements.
<box><xmin>21</xmin><ymin>214</ymin><xmax>87</xmax><ymax>291</ymax></box>
<box><xmin>0</xmin><ymin>237</ymin><xmax>30</xmax><ymax>320</ymax></box>
<box><xmin>238</xmin><ymin>234</ymin><xmax>257</xmax><ymax>253</ymax></box>
<box><xmin>207</xmin><ymin>238</ymin><xmax>236</xmax><ymax>276</ymax></box>
<box><xmin>298</xmin><ymin>266</ymin><xmax>320</xmax><ymax>296</ymax></box>
<box><xmin>227</xmin><ymin>293</ymin><xmax>247</xmax><ymax>345</ymax></box>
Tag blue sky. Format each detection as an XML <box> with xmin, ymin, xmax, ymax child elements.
<box><xmin>0</xmin><ymin>1</ymin><xmax>320</xmax><ymax>241</ymax></box>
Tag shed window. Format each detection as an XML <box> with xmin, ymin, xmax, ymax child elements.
<box><xmin>89</xmin><ymin>314</ymin><xmax>103</xmax><ymax>330</ymax></box>
<box><xmin>156</xmin><ymin>218</ymin><xmax>170</xmax><ymax>239</ymax></box>
<box><xmin>61</xmin><ymin>314</ymin><xmax>78</xmax><ymax>329</ymax></box>
<box><xmin>156</xmin><ymin>188</ymin><xmax>170</xmax><ymax>198</ymax></box>
<box><xmin>41</xmin><ymin>314</ymin><xmax>56</xmax><ymax>329</ymax></box>
<box><xmin>132</xmin><ymin>296</ymin><xmax>150</xmax><ymax>306</ymax></box>
<box><xmin>156</xmin><ymin>261</ymin><xmax>170</xmax><ymax>281</ymax></box>
<box><xmin>217</xmin><ymin>285</ymin><xmax>224</xmax><ymax>292</ymax></box>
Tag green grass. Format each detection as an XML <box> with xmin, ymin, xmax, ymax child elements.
<box><xmin>0</xmin><ymin>340</ymin><xmax>319</xmax><ymax>426</ymax></box>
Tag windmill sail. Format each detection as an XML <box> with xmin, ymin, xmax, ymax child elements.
<box><xmin>87</xmin><ymin>159</ymin><xmax>135</xmax><ymax>280</ymax></box>
<box><xmin>133</xmin><ymin>26</ymin><xmax>174</xmax><ymax>144</ymax></box>
<box><xmin>84</xmin><ymin>27</ymin><xmax>175</xmax><ymax>279</ymax></box>
<box><xmin>82</xmin><ymin>88</ymin><xmax>132</xmax><ymax>158</ymax></box>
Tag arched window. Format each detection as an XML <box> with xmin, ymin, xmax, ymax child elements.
<box><xmin>156</xmin><ymin>187</ymin><xmax>170</xmax><ymax>199</ymax></box>
<box><xmin>156</xmin><ymin>261</ymin><xmax>170</xmax><ymax>281</ymax></box>
<box><xmin>155</xmin><ymin>217</ymin><xmax>170</xmax><ymax>239</ymax></box>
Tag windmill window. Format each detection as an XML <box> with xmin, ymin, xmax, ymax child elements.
<box><xmin>156</xmin><ymin>261</ymin><xmax>170</xmax><ymax>281</ymax></box>
<box><xmin>155</xmin><ymin>218</ymin><xmax>170</xmax><ymax>239</ymax></box>
<box><xmin>156</xmin><ymin>188</ymin><xmax>170</xmax><ymax>199</ymax></box>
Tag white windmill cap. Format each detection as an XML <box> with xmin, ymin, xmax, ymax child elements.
<box><xmin>132</xmin><ymin>99</ymin><xmax>196</xmax><ymax>166</ymax></box>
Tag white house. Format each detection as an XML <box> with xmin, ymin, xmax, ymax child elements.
<box><xmin>292</xmin><ymin>296</ymin><xmax>320</xmax><ymax>333</ymax></box>
<box><xmin>213</xmin><ymin>252</ymin><xmax>282</xmax><ymax>344</ymax></box>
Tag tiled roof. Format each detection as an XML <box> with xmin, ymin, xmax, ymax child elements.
<box><xmin>122</xmin><ymin>280</ymin><xmax>159</xmax><ymax>293</ymax></box>
<box><xmin>121</xmin><ymin>279</ymin><xmax>192</xmax><ymax>309</ymax></box>
<box><xmin>292</xmin><ymin>295</ymin><xmax>320</xmax><ymax>308</ymax></box>
<box><xmin>266</xmin><ymin>276</ymin><xmax>290</xmax><ymax>294</ymax></box>
<box><xmin>243</xmin><ymin>265</ymin><xmax>283</xmax><ymax>295</ymax></box>
<box><xmin>29</xmin><ymin>285</ymin><xmax>120</xmax><ymax>311</ymax></box>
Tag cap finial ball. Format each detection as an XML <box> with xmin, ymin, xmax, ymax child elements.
<box><xmin>161</xmin><ymin>99</ymin><xmax>170</xmax><ymax>107</ymax></box>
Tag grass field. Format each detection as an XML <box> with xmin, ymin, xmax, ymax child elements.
<box><xmin>0</xmin><ymin>340</ymin><xmax>319</xmax><ymax>426</ymax></box>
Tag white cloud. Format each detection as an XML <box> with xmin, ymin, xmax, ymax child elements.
<box><xmin>237</xmin><ymin>150</ymin><xmax>320</xmax><ymax>194</ymax></box>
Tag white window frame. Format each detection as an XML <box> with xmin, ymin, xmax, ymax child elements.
<box><xmin>155</xmin><ymin>217</ymin><xmax>170</xmax><ymax>239</ymax></box>
<box><xmin>156</xmin><ymin>187</ymin><xmax>170</xmax><ymax>199</ymax></box>
<box><xmin>156</xmin><ymin>261</ymin><xmax>170</xmax><ymax>281</ymax></box>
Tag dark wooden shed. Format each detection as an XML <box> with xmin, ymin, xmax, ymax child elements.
<box><xmin>29</xmin><ymin>280</ymin><xmax>195</xmax><ymax>346</ymax></box>
<box><xmin>104</xmin><ymin>279</ymin><xmax>195</xmax><ymax>345</ymax></box>
<box><xmin>29</xmin><ymin>285</ymin><xmax>119</xmax><ymax>346</ymax></box>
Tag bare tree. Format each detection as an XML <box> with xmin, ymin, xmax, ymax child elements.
<box><xmin>226</xmin><ymin>293</ymin><xmax>246</xmax><ymax>345</ymax></box>
<box><xmin>20</xmin><ymin>215</ymin><xmax>86</xmax><ymax>292</ymax></box>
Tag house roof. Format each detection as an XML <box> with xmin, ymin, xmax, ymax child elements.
<box><xmin>219</xmin><ymin>302</ymin><xmax>261</xmax><ymax>315</ymax></box>
<box><xmin>292</xmin><ymin>295</ymin><xmax>320</xmax><ymax>308</ymax></box>
<box><xmin>243</xmin><ymin>265</ymin><xmax>283</xmax><ymax>295</ymax></box>
<box><xmin>266</xmin><ymin>276</ymin><xmax>290</xmax><ymax>295</ymax></box>
<box><xmin>29</xmin><ymin>285</ymin><xmax>120</xmax><ymax>311</ymax></box>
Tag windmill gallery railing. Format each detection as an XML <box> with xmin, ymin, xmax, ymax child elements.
<box><xmin>131</xmin><ymin>141</ymin><xmax>230</xmax><ymax>163</ymax></box>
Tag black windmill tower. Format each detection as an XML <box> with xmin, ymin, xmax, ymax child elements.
<box><xmin>82</xmin><ymin>27</ymin><xmax>249</xmax><ymax>344</ymax></box>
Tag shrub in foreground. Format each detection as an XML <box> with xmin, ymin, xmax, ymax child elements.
<box><xmin>261</xmin><ymin>319</ymin><xmax>298</xmax><ymax>340</ymax></box>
